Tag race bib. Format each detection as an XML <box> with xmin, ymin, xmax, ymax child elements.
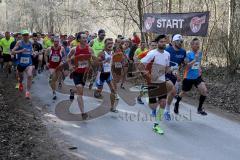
<box><xmin>20</xmin><ymin>57</ymin><xmax>30</xmax><ymax>64</ymax></box>
<box><xmin>192</xmin><ymin>62</ymin><xmax>200</xmax><ymax>70</ymax></box>
<box><xmin>78</xmin><ymin>60</ymin><xmax>88</xmax><ymax>68</ymax></box>
<box><xmin>114</xmin><ymin>62</ymin><xmax>122</xmax><ymax>68</ymax></box>
<box><xmin>103</xmin><ymin>63</ymin><xmax>111</xmax><ymax>72</ymax></box>
<box><xmin>51</xmin><ymin>56</ymin><xmax>60</xmax><ymax>62</ymax></box>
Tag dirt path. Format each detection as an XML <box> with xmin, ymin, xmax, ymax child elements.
<box><xmin>0</xmin><ymin>74</ymin><xmax>78</xmax><ymax>160</ymax></box>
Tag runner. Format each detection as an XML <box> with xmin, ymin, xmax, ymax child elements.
<box><xmin>45</xmin><ymin>36</ymin><xmax>65</xmax><ymax>100</ymax></box>
<box><xmin>32</xmin><ymin>33</ymin><xmax>43</xmax><ymax>75</ymax></box>
<box><xmin>12</xmin><ymin>30</ymin><xmax>34</xmax><ymax>99</ymax></box>
<box><xmin>89</xmin><ymin>29</ymin><xmax>105</xmax><ymax>89</ymax></box>
<box><xmin>164</xmin><ymin>34</ymin><xmax>186</xmax><ymax>120</ymax></box>
<box><xmin>59</xmin><ymin>40</ymin><xmax>71</xmax><ymax>88</ymax></box>
<box><xmin>174</xmin><ymin>38</ymin><xmax>208</xmax><ymax>115</ymax></box>
<box><xmin>131</xmin><ymin>32</ymin><xmax>141</xmax><ymax>46</ymax></box>
<box><xmin>70</xmin><ymin>35</ymin><xmax>80</xmax><ymax>48</ymax></box>
<box><xmin>120</xmin><ymin>39</ymin><xmax>131</xmax><ymax>89</ymax></box>
<box><xmin>111</xmin><ymin>40</ymin><xmax>125</xmax><ymax>100</ymax></box>
<box><xmin>67</xmin><ymin>32</ymin><xmax>95</xmax><ymax>120</ymax></box>
<box><xmin>134</xmin><ymin>41</ymin><xmax>148</xmax><ymax>57</ymax></box>
<box><xmin>94</xmin><ymin>38</ymin><xmax>117</xmax><ymax>112</ymax></box>
<box><xmin>43</xmin><ymin>33</ymin><xmax>54</xmax><ymax>49</ymax></box>
<box><xmin>37</xmin><ymin>32</ymin><xmax>44</xmax><ymax>46</ymax></box>
<box><xmin>0</xmin><ymin>31</ymin><xmax>15</xmax><ymax>77</ymax></box>
<box><xmin>134</xmin><ymin>41</ymin><xmax>157</xmax><ymax>105</ymax></box>
<box><xmin>10</xmin><ymin>33</ymin><xmax>22</xmax><ymax>89</ymax></box>
<box><xmin>138</xmin><ymin>35</ymin><xmax>170</xmax><ymax>134</ymax></box>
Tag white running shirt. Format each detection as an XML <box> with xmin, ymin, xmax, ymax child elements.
<box><xmin>141</xmin><ymin>49</ymin><xmax>170</xmax><ymax>82</ymax></box>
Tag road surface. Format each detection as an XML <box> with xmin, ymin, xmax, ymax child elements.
<box><xmin>31</xmin><ymin>72</ymin><xmax>240</xmax><ymax>160</ymax></box>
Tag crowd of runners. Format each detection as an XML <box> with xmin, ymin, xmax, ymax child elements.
<box><xmin>0</xmin><ymin>29</ymin><xmax>208</xmax><ymax>134</ymax></box>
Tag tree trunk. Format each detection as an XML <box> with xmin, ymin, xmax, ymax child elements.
<box><xmin>178</xmin><ymin>0</ymin><xmax>182</xmax><ymax>12</ymax></box>
<box><xmin>168</xmin><ymin>0</ymin><xmax>172</xmax><ymax>13</ymax></box>
<box><xmin>227</xmin><ymin>0</ymin><xmax>237</xmax><ymax>74</ymax></box>
<box><xmin>137</xmin><ymin>0</ymin><xmax>145</xmax><ymax>41</ymax></box>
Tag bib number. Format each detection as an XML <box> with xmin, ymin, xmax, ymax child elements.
<box><xmin>78</xmin><ymin>60</ymin><xmax>88</xmax><ymax>68</ymax></box>
<box><xmin>51</xmin><ymin>55</ymin><xmax>60</xmax><ymax>62</ymax></box>
<box><xmin>20</xmin><ymin>57</ymin><xmax>30</xmax><ymax>64</ymax></box>
<box><xmin>114</xmin><ymin>62</ymin><xmax>122</xmax><ymax>68</ymax></box>
<box><xmin>103</xmin><ymin>63</ymin><xmax>111</xmax><ymax>72</ymax></box>
<box><xmin>192</xmin><ymin>62</ymin><xmax>200</xmax><ymax>70</ymax></box>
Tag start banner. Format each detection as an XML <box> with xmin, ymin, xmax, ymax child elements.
<box><xmin>143</xmin><ymin>12</ymin><xmax>210</xmax><ymax>36</ymax></box>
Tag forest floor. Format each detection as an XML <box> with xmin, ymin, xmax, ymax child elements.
<box><xmin>0</xmin><ymin>74</ymin><xmax>78</xmax><ymax>160</ymax></box>
<box><xmin>188</xmin><ymin>66</ymin><xmax>240</xmax><ymax>114</ymax></box>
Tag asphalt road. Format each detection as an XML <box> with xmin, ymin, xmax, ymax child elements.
<box><xmin>31</xmin><ymin>72</ymin><xmax>240</xmax><ymax>160</ymax></box>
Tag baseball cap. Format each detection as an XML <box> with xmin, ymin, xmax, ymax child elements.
<box><xmin>172</xmin><ymin>34</ymin><xmax>183</xmax><ymax>42</ymax></box>
<box><xmin>21</xmin><ymin>30</ymin><xmax>30</xmax><ymax>35</ymax></box>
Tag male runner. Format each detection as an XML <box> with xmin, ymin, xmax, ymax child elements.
<box><xmin>175</xmin><ymin>38</ymin><xmax>208</xmax><ymax>115</ymax></box>
<box><xmin>43</xmin><ymin>33</ymin><xmax>54</xmax><ymax>49</ymax></box>
<box><xmin>67</xmin><ymin>32</ymin><xmax>95</xmax><ymax>120</ymax></box>
<box><xmin>32</xmin><ymin>33</ymin><xmax>43</xmax><ymax>75</ymax></box>
<box><xmin>164</xmin><ymin>34</ymin><xmax>186</xmax><ymax>120</ymax></box>
<box><xmin>12</xmin><ymin>30</ymin><xmax>33</xmax><ymax>99</ymax></box>
<box><xmin>111</xmin><ymin>41</ymin><xmax>125</xmax><ymax>100</ymax></box>
<box><xmin>138</xmin><ymin>35</ymin><xmax>170</xmax><ymax>134</ymax></box>
<box><xmin>135</xmin><ymin>41</ymin><xmax>157</xmax><ymax>105</ymax></box>
<box><xmin>10</xmin><ymin>33</ymin><xmax>22</xmax><ymax>89</ymax></box>
<box><xmin>135</xmin><ymin>41</ymin><xmax>148</xmax><ymax>57</ymax></box>
<box><xmin>37</xmin><ymin>32</ymin><xmax>44</xmax><ymax>46</ymax></box>
<box><xmin>45</xmin><ymin>37</ymin><xmax>65</xmax><ymax>100</ymax></box>
<box><xmin>70</xmin><ymin>35</ymin><xmax>80</xmax><ymax>48</ymax></box>
<box><xmin>120</xmin><ymin>39</ymin><xmax>131</xmax><ymax>89</ymax></box>
<box><xmin>89</xmin><ymin>29</ymin><xmax>106</xmax><ymax>89</ymax></box>
<box><xmin>94</xmin><ymin>38</ymin><xmax>117</xmax><ymax>112</ymax></box>
<box><xmin>0</xmin><ymin>31</ymin><xmax>15</xmax><ymax>77</ymax></box>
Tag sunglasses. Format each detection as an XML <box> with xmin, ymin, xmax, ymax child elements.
<box><xmin>176</xmin><ymin>40</ymin><xmax>183</xmax><ymax>43</ymax></box>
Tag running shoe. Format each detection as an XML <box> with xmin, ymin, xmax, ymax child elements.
<box><xmin>151</xmin><ymin>109</ymin><xmax>157</xmax><ymax>117</ymax></box>
<box><xmin>164</xmin><ymin>111</ymin><xmax>171</xmax><ymax>121</ymax></box>
<box><xmin>82</xmin><ymin>113</ymin><xmax>88</xmax><ymax>120</ymax></box>
<box><xmin>174</xmin><ymin>102</ymin><xmax>179</xmax><ymax>114</ymax></box>
<box><xmin>110</xmin><ymin>108</ymin><xmax>119</xmax><ymax>113</ymax></box>
<box><xmin>19</xmin><ymin>83</ymin><xmax>24</xmax><ymax>92</ymax></box>
<box><xmin>70</xmin><ymin>89</ymin><xmax>74</xmax><ymax>101</ymax></box>
<box><xmin>137</xmin><ymin>97</ymin><xmax>144</xmax><ymax>105</ymax></box>
<box><xmin>94</xmin><ymin>90</ymin><xmax>102</xmax><ymax>99</ymax></box>
<box><xmin>58</xmin><ymin>82</ymin><xmax>62</xmax><ymax>89</ymax></box>
<box><xmin>53</xmin><ymin>92</ymin><xmax>57</xmax><ymax>100</ymax></box>
<box><xmin>152</xmin><ymin>123</ymin><xmax>164</xmax><ymax>135</ymax></box>
<box><xmin>89</xmin><ymin>83</ymin><xmax>93</xmax><ymax>90</ymax></box>
<box><xmin>25</xmin><ymin>91</ymin><xmax>31</xmax><ymax>99</ymax></box>
<box><xmin>115</xmin><ymin>94</ymin><xmax>120</xmax><ymax>100</ymax></box>
<box><xmin>197</xmin><ymin>108</ymin><xmax>207</xmax><ymax>116</ymax></box>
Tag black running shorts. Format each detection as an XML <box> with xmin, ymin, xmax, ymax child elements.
<box><xmin>182</xmin><ymin>76</ymin><xmax>204</xmax><ymax>92</ymax></box>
